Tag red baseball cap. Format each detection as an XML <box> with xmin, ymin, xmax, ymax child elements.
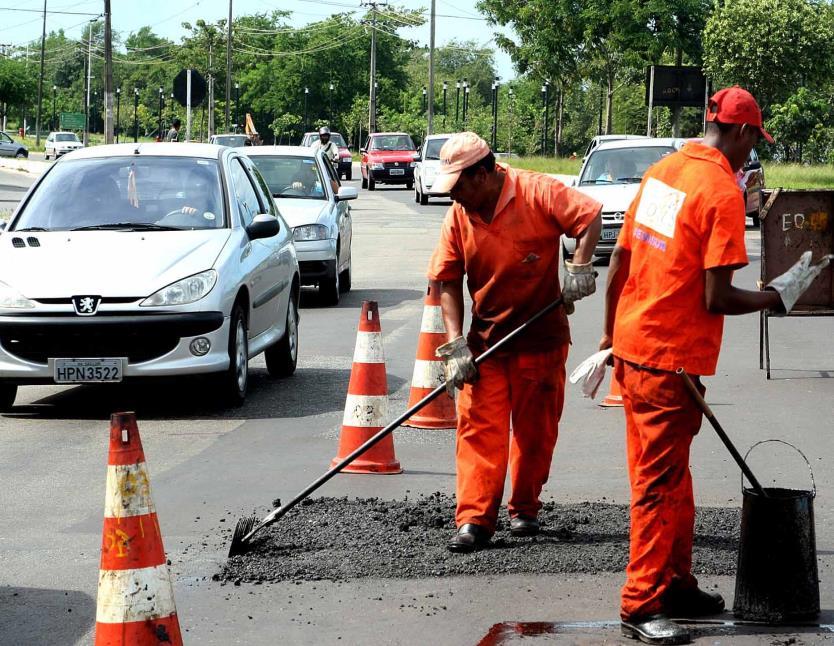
<box><xmin>706</xmin><ymin>86</ymin><xmax>773</xmax><ymax>143</ymax></box>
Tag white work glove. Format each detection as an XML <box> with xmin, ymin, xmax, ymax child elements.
<box><xmin>767</xmin><ymin>251</ymin><xmax>831</xmax><ymax>313</ymax></box>
<box><xmin>435</xmin><ymin>336</ymin><xmax>478</xmax><ymax>396</ymax></box>
<box><xmin>569</xmin><ymin>348</ymin><xmax>613</xmax><ymax>399</ymax></box>
<box><xmin>562</xmin><ymin>261</ymin><xmax>596</xmax><ymax>313</ymax></box>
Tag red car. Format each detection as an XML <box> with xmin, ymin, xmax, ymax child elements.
<box><xmin>360</xmin><ymin>132</ymin><xmax>418</xmax><ymax>191</ymax></box>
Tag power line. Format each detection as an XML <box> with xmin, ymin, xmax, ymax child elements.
<box><xmin>0</xmin><ymin>6</ymin><xmax>99</xmax><ymax>15</ymax></box>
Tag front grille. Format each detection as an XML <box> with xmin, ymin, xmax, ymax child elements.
<box><xmin>1</xmin><ymin>328</ymin><xmax>179</xmax><ymax>364</ymax></box>
<box><xmin>32</xmin><ymin>297</ymin><xmax>140</xmax><ymax>305</ymax></box>
<box><xmin>383</xmin><ymin>161</ymin><xmax>410</xmax><ymax>169</ymax></box>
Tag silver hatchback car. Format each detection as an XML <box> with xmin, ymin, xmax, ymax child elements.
<box><xmin>0</xmin><ymin>143</ymin><xmax>300</xmax><ymax>409</ymax></box>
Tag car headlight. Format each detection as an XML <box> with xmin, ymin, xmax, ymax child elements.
<box><xmin>140</xmin><ymin>269</ymin><xmax>217</xmax><ymax>307</ymax></box>
<box><xmin>293</xmin><ymin>224</ymin><xmax>328</xmax><ymax>241</ymax></box>
<box><xmin>371</xmin><ymin>162</ymin><xmax>384</xmax><ymax>170</ymax></box>
<box><xmin>0</xmin><ymin>281</ymin><xmax>35</xmax><ymax>309</ymax></box>
<box><xmin>409</xmin><ymin>161</ymin><xmax>417</xmax><ymax>167</ymax></box>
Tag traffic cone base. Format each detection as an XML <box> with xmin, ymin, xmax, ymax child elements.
<box><xmin>331</xmin><ymin>301</ymin><xmax>402</xmax><ymax>474</ymax></box>
<box><xmin>403</xmin><ymin>282</ymin><xmax>457</xmax><ymax>429</ymax></box>
<box><xmin>95</xmin><ymin>412</ymin><xmax>182</xmax><ymax>646</ymax></box>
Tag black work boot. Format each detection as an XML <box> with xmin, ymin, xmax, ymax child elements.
<box><xmin>621</xmin><ymin>614</ymin><xmax>690</xmax><ymax>645</ymax></box>
<box><xmin>447</xmin><ymin>523</ymin><xmax>490</xmax><ymax>553</ymax></box>
<box><xmin>663</xmin><ymin>587</ymin><xmax>725</xmax><ymax>618</ymax></box>
<box><xmin>509</xmin><ymin>515</ymin><xmax>540</xmax><ymax>537</ymax></box>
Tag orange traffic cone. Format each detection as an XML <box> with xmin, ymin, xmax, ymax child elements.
<box><xmin>331</xmin><ymin>301</ymin><xmax>402</xmax><ymax>474</ymax></box>
<box><xmin>599</xmin><ymin>372</ymin><xmax>624</xmax><ymax>408</ymax></box>
<box><xmin>403</xmin><ymin>281</ymin><xmax>457</xmax><ymax>429</ymax></box>
<box><xmin>95</xmin><ymin>412</ymin><xmax>183</xmax><ymax>646</ymax></box>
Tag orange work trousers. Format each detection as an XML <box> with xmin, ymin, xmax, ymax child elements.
<box><xmin>455</xmin><ymin>345</ymin><xmax>568</xmax><ymax>533</ymax></box>
<box><xmin>615</xmin><ymin>358</ymin><xmax>704</xmax><ymax>620</ymax></box>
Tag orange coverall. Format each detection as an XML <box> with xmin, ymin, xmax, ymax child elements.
<box><xmin>428</xmin><ymin>165</ymin><xmax>601</xmax><ymax>532</ymax></box>
<box><xmin>612</xmin><ymin>142</ymin><xmax>749</xmax><ymax>619</ymax></box>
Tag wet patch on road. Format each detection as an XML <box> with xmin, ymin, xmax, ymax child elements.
<box><xmin>217</xmin><ymin>493</ymin><xmax>739</xmax><ymax>584</ymax></box>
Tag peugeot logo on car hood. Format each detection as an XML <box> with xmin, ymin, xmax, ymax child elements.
<box><xmin>72</xmin><ymin>295</ymin><xmax>101</xmax><ymax>316</ymax></box>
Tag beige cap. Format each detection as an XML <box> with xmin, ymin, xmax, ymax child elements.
<box><xmin>431</xmin><ymin>132</ymin><xmax>491</xmax><ymax>194</ymax></box>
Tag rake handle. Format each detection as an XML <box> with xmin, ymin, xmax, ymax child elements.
<box><xmin>255</xmin><ymin>296</ymin><xmax>566</xmax><ymax>532</ymax></box>
<box><xmin>677</xmin><ymin>368</ymin><xmax>768</xmax><ymax>498</ymax></box>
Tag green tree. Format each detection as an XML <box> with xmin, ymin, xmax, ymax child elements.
<box><xmin>766</xmin><ymin>87</ymin><xmax>832</xmax><ymax>162</ymax></box>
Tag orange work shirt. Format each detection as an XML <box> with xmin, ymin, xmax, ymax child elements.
<box><xmin>613</xmin><ymin>142</ymin><xmax>748</xmax><ymax>376</ymax></box>
<box><xmin>427</xmin><ymin>165</ymin><xmax>602</xmax><ymax>354</ymax></box>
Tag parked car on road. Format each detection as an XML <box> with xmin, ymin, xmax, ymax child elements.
<box><xmin>582</xmin><ymin>134</ymin><xmax>648</xmax><ymax>161</ymax></box>
<box><xmin>0</xmin><ymin>143</ymin><xmax>300</xmax><ymax>409</ymax></box>
<box><xmin>209</xmin><ymin>133</ymin><xmax>252</xmax><ymax>147</ymax></box>
<box><xmin>301</xmin><ymin>131</ymin><xmax>353</xmax><ymax>181</ymax></box>
<box><xmin>44</xmin><ymin>131</ymin><xmax>83</xmax><ymax>160</ymax></box>
<box><xmin>245</xmin><ymin>146</ymin><xmax>355</xmax><ymax>305</ymax></box>
<box><xmin>564</xmin><ymin>138</ymin><xmax>685</xmax><ymax>261</ymax></box>
<box><xmin>360</xmin><ymin>132</ymin><xmax>418</xmax><ymax>191</ymax></box>
<box><xmin>0</xmin><ymin>131</ymin><xmax>28</xmax><ymax>158</ymax></box>
<box><xmin>414</xmin><ymin>133</ymin><xmax>451</xmax><ymax>205</ymax></box>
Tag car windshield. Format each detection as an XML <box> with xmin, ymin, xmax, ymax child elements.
<box><xmin>215</xmin><ymin>135</ymin><xmax>249</xmax><ymax>147</ymax></box>
<box><xmin>12</xmin><ymin>156</ymin><xmax>225</xmax><ymax>231</ymax></box>
<box><xmin>579</xmin><ymin>146</ymin><xmax>675</xmax><ymax>185</ymax></box>
<box><xmin>248</xmin><ymin>156</ymin><xmax>327</xmax><ymax>200</ymax></box>
<box><xmin>328</xmin><ymin>133</ymin><xmax>347</xmax><ymax>147</ymax></box>
<box><xmin>424</xmin><ymin>138</ymin><xmax>449</xmax><ymax>160</ymax></box>
<box><xmin>55</xmin><ymin>133</ymin><xmax>79</xmax><ymax>142</ymax></box>
<box><xmin>370</xmin><ymin>135</ymin><xmax>415</xmax><ymax>151</ymax></box>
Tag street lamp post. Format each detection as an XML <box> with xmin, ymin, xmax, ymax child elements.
<box><xmin>541</xmin><ymin>83</ymin><xmax>548</xmax><ymax>155</ymax></box>
<box><xmin>234</xmin><ymin>82</ymin><xmax>240</xmax><ymax>132</ymax></box>
<box><xmin>492</xmin><ymin>77</ymin><xmax>499</xmax><ymax>150</ymax></box>
<box><xmin>92</xmin><ymin>90</ymin><xmax>97</xmax><ymax>134</ymax></box>
<box><xmin>508</xmin><ymin>87</ymin><xmax>514</xmax><ymax>155</ymax></box>
<box><xmin>422</xmin><ymin>86</ymin><xmax>427</xmax><ymax>114</ymax></box>
<box><xmin>115</xmin><ymin>87</ymin><xmax>120</xmax><ymax>143</ymax></box>
<box><xmin>170</xmin><ymin>92</ymin><xmax>174</xmax><ymax>131</ymax></box>
<box><xmin>51</xmin><ymin>85</ymin><xmax>56</xmax><ymax>131</ymax></box>
<box><xmin>455</xmin><ymin>80</ymin><xmax>460</xmax><ymax>129</ymax></box>
<box><xmin>158</xmin><ymin>87</ymin><xmax>163</xmax><ymax>142</ymax></box>
<box><xmin>304</xmin><ymin>87</ymin><xmax>308</xmax><ymax>132</ymax></box>
<box><xmin>133</xmin><ymin>87</ymin><xmax>139</xmax><ymax>143</ymax></box>
<box><xmin>463</xmin><ymin>79</ymin><xmax>469</xmax><ymax>127</ymax></box>
<box><xmin>329</xmin><ymin>81</ymin><xmax>334</xmax><ymax>125</ymax></box>
<box><xmin>442</xmin><ymin>81</ymin><xmax>447</xmax><ymax>128</ymax></box>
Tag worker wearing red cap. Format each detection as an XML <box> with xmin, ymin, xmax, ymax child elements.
<box><xmin>601</xmin><ymin>86</ymin><xmax>830</xmax><ymax>644</ymax></box>
<box><xmin>428</xmin><ymin>132</ymin><xmax>603</xmax><ymax>553</ymax></box>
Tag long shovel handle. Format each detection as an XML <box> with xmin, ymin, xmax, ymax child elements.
<box><xmin>677</xmin><ymin>368</ymin><xmax>768</xmax><ymax>498</ymax></box>
<box><xmin>256</xmin><ymin>296</ymin><xmax>566</xmax><ymax>531</ymax></box>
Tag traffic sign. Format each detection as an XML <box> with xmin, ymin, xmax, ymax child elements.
<box><xmin>173</xmin><ymin>69</ymin><xmax>207</xmax><ymax>107</ymax></box>
<box><xmin>645</xmin><ymin>66</ymin><xmax>706</xmax><ymax>108</ymax></box>
<box><xmin>60</xmin><ymin>112</ymin><xmax>85</xmax><ymax>130</ymax></box>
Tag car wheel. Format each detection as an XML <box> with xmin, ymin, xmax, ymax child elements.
<box><xmin>320</xmin><ymin>259</ymin><xmax>340</xmax><ymax>305</ymax></box>
<box><xmin>218</xmin><ymin>303</ymin><xmax>248</xmax><ymax>406</ymax></box>
<box><xmin>339</xmin><ymin>261</ymin><xmax>352</xmax><ymax>293</ymax></box>
<box><xmin>346</xmin><ymin>168</ymin><xmax>352</xmax><ymax>181</ymax></box>
<box><xmin>15</xmin><ymin>150</ymin><xmax>26</xmax><ymax>159</ymax></box>
<box><xmin>265</xmin><ymin>295</ymin><xmax>298</xmax><ymax>378</ymax></box>
<box><xmin>368</xmin><ymin>176</ymin><xmax>376</xmax><ymax>191</ymax></box>
<box><xmin>414</xmin><ymin>186</ymin><xmax>420</xmax><ymax>203</ymax></box>
<box><xmin>44</xmin><ymin>151</ymin><xmax>49</xmax><ymax>161</ymax></box>
<box><xmin>419</xmin><ymin>189</ymin><xmax>429</xmax><ymax>206</ymax></box>
<box><xmin>0</xmin><ymin>384</ymin><xmax>17</xmax><ymax>412</ymax></box>
<box><xmin>406</xmin><ymin>180</ymin><xmax>414</xmax><ymax>191</ymax></box>
<box><xmin>361</xmin><ymin>174</ymin><xmax>368</xmax><ymax>189</ymax></box>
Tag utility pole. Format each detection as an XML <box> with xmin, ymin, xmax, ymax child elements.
<box><xmin>427</xmin><ymin>0</ymin><xmax>435</xmax><ymax>135</ymax></box>
<box><xmin>207</xmin><ymin>39</ymin><xmax>214</xmax><ymax>139</ymax></box>
<box><xmin>35</xmin><ymin>0</ymin><xmax>47</xmax><ymax>147</ymax></box>
<box><xmin>84</xmin><ymin>21</ymin><xmax>94</xmax><ymax>146</ymax></box>
<box><xmin>104</xmin><ymin>0</ymin><xmax>114</xmax><ymax>144</ymax></box>
<box><xmin>225</xmin><ymin>0</ymin><xmax>233</xmax><ymax>132</ymax></box>
<box><xmin>362</xmin><ymin>1</ymin><xmax>386</xmax><ymax>134</ymax></box>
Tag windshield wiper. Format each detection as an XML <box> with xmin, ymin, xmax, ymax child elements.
<box><xmin>14</xmin><ymin>227</ymin><xmax>49</xmax><ymax>232</ymax></box>
<box><xmin>616</xmin><ymin>176</ymin><xmax>644</xmax><ymax>183</ymax></box>
<box><xmin>71</xmin><ymin>222</ymin><xmax>183</xmax><ymax>231</ymax></box>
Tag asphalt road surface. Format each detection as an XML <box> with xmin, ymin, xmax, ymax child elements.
<box><xmin>1</xmin><ymin>165</ymin><xmax>834</xmax><ymax>645</ymax></box>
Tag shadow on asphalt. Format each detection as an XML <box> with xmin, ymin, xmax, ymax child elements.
<box><xmin>0</xmin><ymin>586</ymin><xmax>94</xmax><ymax>646</ymax></box>
<box><xmin>4</xmin><ymin>368</ymin><xmax>408</xmax><ymax>421</ymax></box>
<box><xmin>300</xmin><ymin>287</ymin><xmax>424</xmax><ymax>310</ymax></box>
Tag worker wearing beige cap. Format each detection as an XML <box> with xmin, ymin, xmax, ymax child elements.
<box><xmin>428</xmin><ymin>132</ymin><xmax>602</xmax><ymax>553</ymax></box>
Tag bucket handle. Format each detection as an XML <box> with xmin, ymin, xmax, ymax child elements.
<box><xmin>742</xmin><ymin>439</ymin><xmax>816</xmax><ymax>498</ymax></box>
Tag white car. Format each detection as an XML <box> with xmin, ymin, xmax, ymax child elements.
<box><xmin>44</xmin><ymin>131</ymin><xmax>83</xmax><ymax>160</ymax></box>
<box><xmin>563</xmin><ymin>138</ymin><xmax>685</xmax><ymax>261</ymax></box>
<box><xmin>244</xmin><ymin>146</ymin><xmax>355</xmax><ymax>305</ymax></box>
<box><xmin>0</xmin><ymin>143</ymin><xmax>300</xmax><ymax>409</ymax></box>
<box><xmin>414</xmin><ymin>133</ymin><xmax>451</xmax><ymax>205</ymax></box>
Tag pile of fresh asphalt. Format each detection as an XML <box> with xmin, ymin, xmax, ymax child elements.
<box><xmin>218</xmin><ymin>493</ymin><xmax>740</xmax><ymax>584</ymax></box>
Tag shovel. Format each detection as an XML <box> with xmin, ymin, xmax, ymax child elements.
<box><xmin>228</xmin><ymin>296</ymin><xmax>566</xmax><ymax>557</ymax></box>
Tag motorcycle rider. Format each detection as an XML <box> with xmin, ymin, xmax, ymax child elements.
<box><xmin>311</xmin><ymin>126</ymin><xmax>340</xmax><ymax>166</ymax></box>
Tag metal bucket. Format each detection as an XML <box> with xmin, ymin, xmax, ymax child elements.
<box><xmin>733</xmin><ymin>440</ymin><xmax>820</xmax><ymax>623</ymax></box>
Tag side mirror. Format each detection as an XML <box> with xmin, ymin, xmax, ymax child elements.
<box><xmin>336</xmin><ymin>186</ymin><xmax>358</xmax><ymax>201</ymax></box>
<box><xmin>246</xmin><ymin>213</ymin><xmax>280</xmax><ymax>239</ymax></box>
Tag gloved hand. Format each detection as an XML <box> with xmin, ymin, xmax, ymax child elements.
<box><xmin>562</xmin><ymin>261</ymin><xmax>597</xmax><ymax>309</ymax></box>
<box><xmin>435</xmin><ymin>336</ymin><xmax>478</xmax><ymax>396</ymax></box>
<box><xmin>767</xmin><ymin>251</ymin><xmax>831</xmax><ymax>313</ymax></box>
<box><xmin>569</xmin><ymin>348</ymin><xmax>613</xmax><ymax>399</ymax></box>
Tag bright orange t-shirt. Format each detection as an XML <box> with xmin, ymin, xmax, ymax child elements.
<box><xmin>428</xmin><ymin>164</ymin><xmax>602</xmax><ymax>354</ymax></box>
<box><xmin>613</xmin><ymin>142</ymin><xmax>748</xmax><ymax>376</ymax></box>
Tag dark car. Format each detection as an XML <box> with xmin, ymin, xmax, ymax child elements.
<box><xmin>360</xmin><ymin>132</ymin><xmax>417</xmax><ymax>191</ymax></box>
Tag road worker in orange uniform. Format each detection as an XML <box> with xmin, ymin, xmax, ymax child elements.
<box><xmin>601</xmin><ymin>87</ymin><xmax>830</xmax><ymax>645</ymax></box>
<box><xmin>428</xmin><ymin>132</ymin><xmax>603</xmax><ymax>553</ymax></box>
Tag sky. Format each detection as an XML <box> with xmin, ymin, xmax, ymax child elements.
<box><xmin>0</xmin><ymin>0</ymin><xmax>517</xmax><ymax>79</ymax></box>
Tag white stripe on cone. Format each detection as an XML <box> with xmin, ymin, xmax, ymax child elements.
<box><xmin>342</xmin><ymin>394</ymin><xmax>388</xmax><ymax>427</ymax></box>
<box><xmin>420</xmin><ymin>305</ymin><xmax>445</xmax><ymax>334</ymax></box>
<box><xmin>353</xmin><ymin>331</ymin><xmax>385</xmax><ymax>364</ymax></box>
<box><xmin>411</xmin><ymin>358</ymin><xmax>446</xmax><ymax>389</ymax></box>
<box><xmin>96</xmin><ymin>564</ymin><xmax>177</xmax><ymax>623</ymax></box>
<box><xmin>104</xmin><ymin>463</ymin><xmax>154</xmax><ymax>519</ymax></box>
